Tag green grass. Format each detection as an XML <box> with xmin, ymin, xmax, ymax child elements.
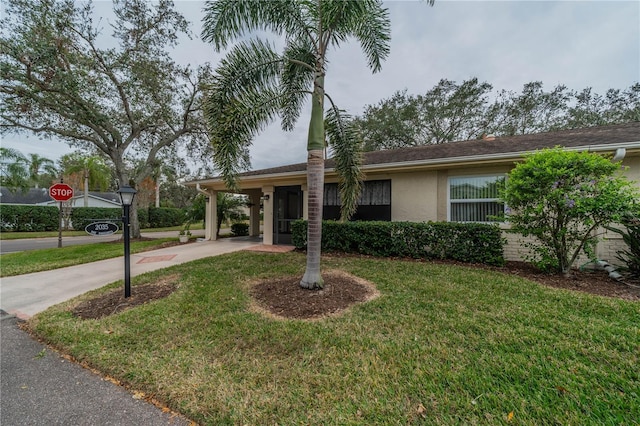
<box><xmin>0</xmin><ymin>238</ymin><xmax>177</xmax><ymax>277</ymax></box>
<box><xmin>0</xmin><ymin>223</ymin><xmax>204</xmax><ymax>240</ymax></box>
<box><xmin>30</xmin><ymin>252</ymin><xmax>640</xmax><ymax>425</ymax></box>
<box><xmin>0</xmin><ymin>230</ymin><xmax>88</xmax><ymax>239</ymax></box>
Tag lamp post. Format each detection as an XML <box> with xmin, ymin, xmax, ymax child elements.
<box><xmin>117</xmin><ymin>185</ymin><xmax>137</xmax><ymax>298</ymax></box>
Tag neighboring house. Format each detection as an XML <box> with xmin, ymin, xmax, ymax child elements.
<box><xmin>186</xmin><ymin>122</ymin><xmax>640</xmax><ymax>263</ymax></box>
<box><xmin>0</xmin><ymin>187</ymin><xmax>121</xmax><ymax>208</ymax></box>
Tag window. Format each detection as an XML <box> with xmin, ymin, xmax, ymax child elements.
<box><xmin>323</xmin><ymin>180</ymin><xmax>391</xmax><ymax>221</ymax></box>
<box><xmin>448</xmin><ymin>175</ymin><xmax>505</xmax><ymax>222</ymax></box>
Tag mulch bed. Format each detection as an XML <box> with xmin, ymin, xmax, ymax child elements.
<box><xmin>249</xmin><ymin>270</ymin><xmax>380</xmax><ymax>320</ymax></box>
<box><xmin>71</xmin><ymin>275</ymin><xmax>180</xmax><ymax>320</ymax></box>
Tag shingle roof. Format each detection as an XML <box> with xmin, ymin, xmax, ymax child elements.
<box><xmin>0</xmin><ymin>187</ymin><xmax>51</xmax><ymax>204</ymax></box>
<box><xmin>237</xmin><ymin>122</ymin><xmax>640</xmax><ymax>177</ymax></box>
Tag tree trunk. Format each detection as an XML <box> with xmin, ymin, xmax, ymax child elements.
<box><xmin>300</xmin><ymin>74</ymin><xmax>325</xmax><ymax>290</ymax></box>
<box><xmin>301</xmin><ymin>149</ymin><xmax>325</xmax><ymax>289</ymax></box>
<box><xmin>83</xmin><ymin>172</ymin><xmax>89</xmax><ymax>208</ymax></box>
<box><xmin>217</xmin><ymin>214</ymin><xmax>223</xmax><ymax>238</ymax></box>
<box><xmin>155</xmin><ymin>181</ymin><xmax>160</xmax><ymax>208</ymax></box>
<box><xmin>130</xmin><ymin>197</ymin><xmax>141</xmax><ymax>238</ymax></box>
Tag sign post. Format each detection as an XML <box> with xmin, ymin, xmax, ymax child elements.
<box><xmin>49</xmin><ymin>182</ymin><xmax>74</xmax><ymax>248</ymax></box>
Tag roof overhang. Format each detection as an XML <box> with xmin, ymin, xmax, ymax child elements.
<box><xmin>186</xmin><ymin>140</ymin><xmax>640</xmax><ymax>193</ymax></box>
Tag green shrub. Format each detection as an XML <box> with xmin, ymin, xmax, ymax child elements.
<box><xmin>147</xmin><ymin>207</ymin><xmax>186</xmax><ymax>228</ymax></box>
<box><xmin>500</xmin><ymin>148</ymin><xmax>639</xmax><ymax>274</ymax></box>
<box><xmin>231</xmin><ymin>222</ymin><xmax>249</xmax><ymax>236</ymax></box>
<box><xmin>608</xmin><ymin>215</ymin><xmax>640</xmax><ymax>278</ymax></box>
<box><xmin>0</xmin><ymin>205</ymin><xmax>59</xmax><ymax>231</ymax></box>
<box><xmin>70</xmin><ymin>207</ymin><xmax>121</xmax><ymax>231</ymax></box>
<box><xmin>138</xmin><ymin>208</ymin><xmax>149</xmax><ymax>229</ymax></box>
<box><xmin>292</xmin><ymin>220</ymin><xmax>505</xmax><ymax>266</ymax></box>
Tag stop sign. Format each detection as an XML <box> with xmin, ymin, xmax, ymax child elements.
<box><xmin>49</xmin><ymin>183</ymin><xmax>74</xmax><ymax>201</ymax></box>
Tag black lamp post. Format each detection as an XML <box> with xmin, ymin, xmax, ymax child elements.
<box><xmin>117</xmin><ymin>185</ymin><xmax>137</xmax><ymax>298</ymax></box>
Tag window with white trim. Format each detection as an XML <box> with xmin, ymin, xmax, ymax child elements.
<box><xmin>448</xmin><ymin>175</ymin><xmax>505</xmax><ymax>222</ymax></box>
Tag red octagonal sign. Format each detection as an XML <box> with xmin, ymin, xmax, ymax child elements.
<box><xmin>49</xmin><ymin>183</ymin><xmax>74</xmax><ymax>201</ymax></box>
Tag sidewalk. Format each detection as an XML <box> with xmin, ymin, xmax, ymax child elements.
<box><xmin>0</xmin><ymin>236</ymin><xmax>266</xmax><ymax>426</ymax></box>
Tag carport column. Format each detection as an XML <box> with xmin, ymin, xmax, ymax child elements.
<box><xmin>206</xmin><ymin>190</ymin><xmax>218</xmax><ymax>241</ymax></box>
<box><xmin>262</xmin><ymin>185</ymin><xmax>274</xmax><ymax>245</ymax></box>
<box><xmin>248</xmin><ymin>190</ymin><xmax>261</xmax><ymax>237</ymax></box>
<box><xmin>301</xmin><ymin>184</ymin><xmax>309</xmax><ymax>220</ymax></box>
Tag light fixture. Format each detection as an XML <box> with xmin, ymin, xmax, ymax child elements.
<box><xmin>116</xmin><ymin>184</ymin><xmax>137</xmax><ymax>298</ymax></box>
<box><xmin>264</xmin><ymin>194</ymin><xmax>270</xmax><ymax>201</ymax></box>
<box><xmin>117</xmin><ymin>185</ymin><xmax>137</xmax><ymax>206</ymax></box>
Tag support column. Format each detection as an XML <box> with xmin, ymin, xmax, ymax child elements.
<box><xmin>262</xmin><ymin>185</ymin><xmax>274</xmax><ymax>245</ymax></box>
<box><xmin>248</xmin><ymin>190</ymin><xmax>261</xmax><ymax>237</ymax></box>
<box><xmin>205</xmin><ymin>190</ymin><xmax>218</xmax><ymax>241</ymax></box>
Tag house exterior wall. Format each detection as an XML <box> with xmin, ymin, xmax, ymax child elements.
<box><xmin>389</xmin><ymin>171</ymin><xmax>438</xmax><ymax>221</ymax></box>
<box><xmin>362</xmin><ymin>157</ymin><xmax>639</xmax><ymax>266</ymax></box>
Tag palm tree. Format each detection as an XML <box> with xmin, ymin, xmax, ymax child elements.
<box><xmin>216</xmin><ymin>193</ymin><xmax>246</xmax><ymax>238</ymax></box>
<box><xmin>202</xmin><ymin>0</ymin><xmax>395</xmax><ymax>289</ymax></box>
<box><xmin>60</xmin><ymin>153</ymin><xmax>111</xmax><ymax>207</ymax></box>
<box><xmin>0</xmin><ymin>147</ymin><xmax>29</xmax><ymax>192</ymax></box>
<box><xmin>26</xmin><ymin>153</ymin><xmax>57</xmax><ymax>188</ymax></box>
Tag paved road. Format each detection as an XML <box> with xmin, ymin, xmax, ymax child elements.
<box><xmin>0</xmin><ymin>230</ymin><xmax>207</xmax><ymax>254</ymax></box>
<box><xmin>1</xmin><ymin>311</ymin><xmax>192</xmax><ymax>426</ymax></box>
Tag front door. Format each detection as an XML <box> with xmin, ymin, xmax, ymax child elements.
<box><xmin>273</xmin><ymin>185</ymin><xmax>302</xmax><ymax>245</ymax></box>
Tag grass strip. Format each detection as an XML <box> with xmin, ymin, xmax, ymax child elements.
<box><xmin>0</xmin><ymin>238</ymin><xmax>176</xmax><ymax>277</ymax></box>
<box><xmin>30</xmin><ymin>252</ymin><xmax>640</xmax><ymax>425</ymax></box>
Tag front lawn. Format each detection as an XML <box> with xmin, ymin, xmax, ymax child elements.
<box><xmin>30</xmin><ymin>252</ymin><xmax>639</xmax><ymax>425</ymax></box>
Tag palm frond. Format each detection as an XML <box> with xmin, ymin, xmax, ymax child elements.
<box><xmin>203</xmin><ymin>39</ymin><xmax>288</xmax><ymax>189</ymax></box>
<box><xmin>320</xmin><ymin>0</ymin><xmax>391</xmax><ymax>73</ymax></box>
<box><xmin>205</xmin><ymin>84</ymin><xmax>283</xmax><ymax>190</ymax></box>
<box><xmin>280</xmin><ymin>39</ymin><xmax>316</xmax><ymax>131</ymax></box>
<box><xmin>214</xmin><ymin>38</ymin><xmax>284</xmax><ymax>101</ymax></box>
<box><xmin>202</xmin><ymin>0</ymin><xmax>313</xmax><ymax>51</ymax></box>
<box><xmin>325</xmin><ymin>106</ymin><xmax>363</xmax><ymax>221</ymax></box>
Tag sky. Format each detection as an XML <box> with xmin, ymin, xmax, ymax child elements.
<box><xmin>2</xmin><ymin>0</ymin><xmax>639</xmax><ymax>174</ymax></box>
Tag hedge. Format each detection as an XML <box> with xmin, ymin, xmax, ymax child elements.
<box><xmin>292</xmin><ymin>220</ymin><xmax>505</xmax><ymax>266</ymax></box>
<box><xmin>2</xmin><ymin>205</ymin><xmax>187</xmax><ymax>232</ymax></box>
<box><xmin>70</xmin><ymin>207</ymin><xmax>122</xmax><ymax>231</ymax></box>
<box><xmin>0</xmin><ymin>205</ymin><xmax>60</xmax><ymax>232</ymax></box>
<box><xmin>147</xmin><ymin>207</ymin><xmax>186</xmax><ymax>228</ymax></box>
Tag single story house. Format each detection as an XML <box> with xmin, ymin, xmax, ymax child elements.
<box><xmin>186</xmin><ymin>122</ymin><xmax>640</xmax><ymax>263</ymax></box>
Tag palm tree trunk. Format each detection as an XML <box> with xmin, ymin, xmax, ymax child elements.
<box><xmin>300</xmin><ymin>75</ymin><xmax>325</xmax><ymax>289</ymax></box>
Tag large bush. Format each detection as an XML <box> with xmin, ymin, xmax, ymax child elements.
<box><xmin>501</xmin><ymin>148</ymin><xmax>639</xmax><ymax>274</ymax></box>
<box><xmin>147</xmin><ymin>207</ymin><xmax>187</xmax><ymax>228</ymax></box>
<box><xmin>0</xmin><ymin>205</ymin><xmax>59</xmax><ymax>231</ymax></box>
<box><xmin>292</xmin><ymin>220</ymin><xmax>504</xmax><ymax>266</ymax></box>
